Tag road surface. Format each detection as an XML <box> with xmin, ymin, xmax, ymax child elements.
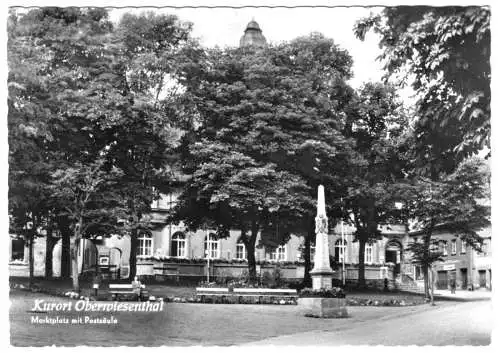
<box><xmin>10</xmin><ymin>290</ymin><xmax>491</xmax><ymax>346</ymax></box>
<box><xmin>245</xmin><ymin>300</ymin><xmax>492</xmax><ymax>346</ymax></box>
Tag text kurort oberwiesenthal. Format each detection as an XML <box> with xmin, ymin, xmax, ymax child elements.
<box><xmin>31</xmin><ymin>299</ymin><xmax>164</xmax><ymax>312</ymax></box>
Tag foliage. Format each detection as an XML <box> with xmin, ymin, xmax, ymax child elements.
<box><xmin>173</xmin><ymin>33</ymin><xmax>357</xmax><ymax>281</ymax></box>
<box><xmin>340</xmin><ymin>81</ymin><xmax>410</xmax><ymax>286</ymax></box>
<box><xmin>50</xmin><ymin>158</ymin><xmax>125</xmax><ymax>237</ymax></box>
<box><xmin>138</xmin><ymin>256</ymin><xmax>304</xmax><ymax>267</ymax></box>
<box><xmin>400</xmin><ymin>157</ymin><xmax>490</xmax><ymax>298</ymax></box>
<box><xmin>355</xmin><ymin>6</ymin><xmax>490</xmax><ymax>164</ymax></box>
<box><xmin>402</xmin><ymin>157</ymin><xmax>490</xmax><ymax>249</ymax></box>
<box><xmin>7</xmin><ymin>8</ymin><xmax>197</xmax><ymax>288</ymax></box>
<box><xmin>299</xmin><ymin>287</ymin><xmax>346</xmax><ymax>298</ymax></box>
<box><xmin>405</xmin><ymin>240</ymin><xmax>445</xmax><ymax>268</ymax></box>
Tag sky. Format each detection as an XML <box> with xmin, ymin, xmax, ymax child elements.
<box><xmin>108</xmin><ymin>6</ymin><xmax>387</xmax><ymax>90</ymax></box>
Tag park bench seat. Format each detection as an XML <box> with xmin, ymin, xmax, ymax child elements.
<box><xmin>195</xmin><ymin>287</ymin><xmax>297</xmax><ymax>303</ymax></box>
<box><xmin>109</xmin><ymin>283</ymin><xmax>148</xmax><ymax>301</ymax></box>
<box><xmin>233</xmin><ymin>288</ymin><xmax>298</xmax><ymax>303</ymax></box>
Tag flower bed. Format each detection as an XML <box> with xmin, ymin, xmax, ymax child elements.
<box><xmin>299</xmin><ymin>287</ymin><xmax>346</xmax><ymax>298</ymax></box>
<box><xmin>346</xmin><ymin>297</ymin><xmax>423</xmax><ymax>306</ymax></box>
<box><xmin>139</xmin><ymin>256</ymin><xmax>305</xmax><ymax>266</ymax></box>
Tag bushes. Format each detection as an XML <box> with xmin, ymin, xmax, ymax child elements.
<box><xmin>299</xmin><ymin>287</ymin><xmax>346</xmax><ymax>298</ymax></box>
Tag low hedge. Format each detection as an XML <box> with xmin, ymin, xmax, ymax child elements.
<box><xmin>299</xmin><ymin>287</ymin><xmax>346</xmax><ymax>298</ymax></box>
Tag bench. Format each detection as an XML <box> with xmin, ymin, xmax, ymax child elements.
<box><xmin>109</xmin><ymin>283</ymin><xmax>148</xmax><ymax>301</ymax></box>
<box><xmin>195</xmin><ymin>287</ymin><xmax>298</xmax><ymax>304</ymax></box>
<box><xmin>233</xmin><ymin>288</ymin><xmax>298</xmax><ymax>304</ymax></box>
<box><xmin>195</xmin><ymin>287</ymin><xmax>229</xmax><ymax>303</ymax></box>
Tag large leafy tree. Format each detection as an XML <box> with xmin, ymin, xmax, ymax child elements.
<box><xmin>8</xmin><ymin>8</ymin><xmax>103</xmax><ymax>280</ymax></box>
<box><xmin>401</xmin><ymin>157</ymin><xmax>490</xmax><ymax>298</ymax></box>
<box><xmin>109</xmin><ymin>12</ymin><xmax>196</xmax><ymax>279</ymax></box>
<box><xmin>51</xmin><ymin>159</ymin><xmax>125</xmax><ymax>291</ymax></box>
<box><xmin>340</xmin><ymin>82</ymin><xmax>409</xmax><ymax>287</ymax></box>
<box><xmin>8</xmin><ymin>8</ymin><xmax>195</xmax><ymax>289</ymax></box>
<box><xmin>8</xmin><ymin>7</ymin><xmax>130</xmax><ymax>289</ymax></box>
<box><xmin>174</xmin><ymin>34</ymin><xmax>356</xmax><ymax>282</ymax></box>
<box><xmin>355</xmin><ymin>6</ymin><xmax>490</xmax><ymax>165</ymax></box>
<box><xmin>177</xmin><ymin>146</ymin><xmax>312</xmax><ymax>280</ymax></box>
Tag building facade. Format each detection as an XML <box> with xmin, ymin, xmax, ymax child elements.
<box><xmin>8</xmin><ymin>194</ymin><xmax>491</xmax><ymax>291</ymax></box>
<box><xmin>409</xmin><ymin>226</ymin><xmax>492</xmax><ymax>291</ymax></box>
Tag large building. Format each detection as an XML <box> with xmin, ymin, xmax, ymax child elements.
<box><xmin>8</xmin><ymin>190</ymin><xmax>491</xmax><ymax>291</ymax></box>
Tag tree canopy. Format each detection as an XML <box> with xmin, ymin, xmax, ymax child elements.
<box><xmin>355</xmin><ymin>6</ymin><xmax>490</xmax><ymax>167</ymax></box>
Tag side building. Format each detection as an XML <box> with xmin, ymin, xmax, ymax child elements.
<box><xmin>409</xmin><ymin>226</ymin><xmax>492</xmax><ymax>291</ymax></box>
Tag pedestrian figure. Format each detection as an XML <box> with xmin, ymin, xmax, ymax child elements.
<box><xmin>450</xmin><ymin>279</ymin><xmax>456</xmax><ymax>294</ymax></box>
<box><xmin>132</xmin><ymin>275</ymin><xmax>142</xmax><ymax>299</ymax></box>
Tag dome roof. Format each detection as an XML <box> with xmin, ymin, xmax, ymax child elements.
<box><xmin>245</xmin><ymin>20</ymin><xmax>261</xmax><ymax>32</ymax></box>
<box><xmin>240</xmin><ymin>19</ymin><xmax>267</xmax><ymax>48</ymax></box>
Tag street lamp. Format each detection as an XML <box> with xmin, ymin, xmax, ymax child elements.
<box><xmin>341</xmin><ymin>197</ymin><xmax>346</xmax><ymax>286</ymax></box>
<box><xmin>205</xmin><ymin>249</ymin><xmax>210</xmax><ymax>283</ymax></box>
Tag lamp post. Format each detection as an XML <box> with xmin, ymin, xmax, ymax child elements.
<box><xmin>341</xmin><ymin>197</ymin><xmax>346</xmax><ymax>286</ymax></box>
<box><xmin>205</xmin><ymin>249</ymin><xmax>210</xmax><ymax>283</ymax></box>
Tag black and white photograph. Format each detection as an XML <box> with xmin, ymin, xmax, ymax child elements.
<box><xmin>4</xmin><ymin>0</ymin><xmax>493</xmax><ymax>347</ymax></box>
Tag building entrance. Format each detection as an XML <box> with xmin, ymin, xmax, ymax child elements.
<box><xmin>479</xmin><ymin>270</ymin><xmax>487</xmax><ymax>288</ymax></box>
<box><xmin>437</xmin><ymin>271</ymin><xmax>448</xmax><ymax>290</ymax></box>
<box><xmin>460</xmin><ymin>268</ymin><xmax>468</xmax><ymax>289</ymax></box>
<box><xmin>385</xmin><ymin>240</ymin><xmax>402</xmax><ymax>277</ymax></box>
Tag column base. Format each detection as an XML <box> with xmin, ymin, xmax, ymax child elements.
<box><xmin>298</xmin><ymin>297</ymin><xmax>348</xmax><ymax>318</ymax></box>
<box><xmin>310</xmin><ymin>270</ymin><xmax>334</xmax><ymax>290</ymax></box>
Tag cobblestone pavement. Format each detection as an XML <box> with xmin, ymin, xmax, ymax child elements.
<box><xmin>10</xmin><ymin>290</ymin><xmax>470</xmax><ymax>346</ymax></box>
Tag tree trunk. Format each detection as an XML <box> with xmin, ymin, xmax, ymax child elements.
<box><xmin>423</xmin><ymin>263</ymin><xmax>429</xmax><ymax>300</ymax></box>
<box><xmin>28</xmin><ymin>231</ymin><xmax>35</xmax><ymax>289</ymax></box>
<box><xmin>357</xmin><ymin>237</ymin><xmax>366</xmax><ymax>288</ymax></box>
<box><xmin>129</xmin><ymin>229</ymin><xmax>138</xmax><ymax>280</ymax></box>
<box><xmin>302</xmin><ymin>226</ymin><xmax>314</xmax><ymax>288</ymax></box>
<box><xmin>423</xmin><ymin>230</ymin><xmax>432</xmax><ymax>299</ymax></box>
<box><xmin>246</xmin><ymin>220</ymin><xmax>259</xmax><ymax>283</ymax></box>
<box><xmin>60</xmin><ymin>221</ymin><xmax>72</xmax><ymax>279</ymax></box>
<box><xmin>429</xmin><ymin>266</ymin><xmax>435</xmax><ymax>305</ymax></box>
<box><xmin>71</xmin><ymin>236</ymin><xmax>80</xmax><ymax>292</ymax></box>
<box><xmin>45</xmin><ymin>228</ymin><xmax>55</xmax><ymax>278</ymax></box>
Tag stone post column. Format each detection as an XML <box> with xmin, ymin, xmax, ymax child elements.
<box><xmin>310</xmin><ymin>185</ymin><xmax>334</xmax><ymax>289</ymax></box>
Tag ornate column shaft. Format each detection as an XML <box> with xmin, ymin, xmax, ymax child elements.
<box><xmin>310</xmin><ymin>185</ymin><xmax>334</xmax><ymax>289</ymax></box>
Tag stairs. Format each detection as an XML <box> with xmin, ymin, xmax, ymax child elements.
<box><xmin>395</xmin><ymin>274</ymin><xmax>425</xmax><ymax>294</ymax></box>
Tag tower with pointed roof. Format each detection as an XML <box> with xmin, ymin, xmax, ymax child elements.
<box><xmin>239</xmin><ymin>19</ymin><xmax>267</xmax><ymax>48</ymax></box>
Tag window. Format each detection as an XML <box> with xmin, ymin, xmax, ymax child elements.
<box><xmin>335</xmin><ymin>239</ymin><xmax>347</xmax><ymax>262</ymax></box>
<box><xmin>236</xmin><ymin>242</ymin><xmax>246</xmax><ymax>260</ymax></box>
<box><xmin>204</xmin><ymin>233</ymin><xmax>219</xmax><ymax>259</ymax></box>
<box><xmin>415</xmin><ymin>265</ymin><xmax>424</xmax><ymax>280</ymax></box>
<box><xmin>11</xmin><ymin>238</ymin><xmax>25</xmax><ymax>261</ymax></box>
<box><xmin>171</xmin><ymin>232</ymin><xmax>186</xmax><ymax>258</ymax></box>
<box><xmin>460</xmin><ymin>240</ymin><xmax>467</xmax><ymax>254</ymax></box>
<box><xmin>270</xmin><ymin>245</ymin><xmax>286</xmax><ymax>261</ymax></box>
<box><xmin>365</xmin><ymin>243</ymin><xmax>373</xmax><ymax>263</ymax></box>
<box><xmin>481</xmin><ymin>241</ymin><xmax>488</xmax><ymax>255</ymax></box>
<box><xmin>137</xmin><ymin>233</ymin><xmax>153</xmax><ymax>257</ymax></box>
<box><xmin>310</xmin><ymin>244</ymin><xmax>316</xmax><ymax>262</ymax></box>
<box><xmin>442</xmin><ymin>241</ymin><xmax>448</xmax><ymax>256</ymax></box>
<box><xmin>451</xmin><ymin>239</ymin><xmax>457</xmax><ymax>255</ymax></box>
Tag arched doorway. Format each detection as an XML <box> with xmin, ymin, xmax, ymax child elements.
<box><xmin>109</xmin><ymin>247</ymin><xmax>123</xmax><ymax>279</ymax></box>
<box><xmin>385</xmin><ymin>240</ymin><xmax>402</xmax><ymax>277</ymax></box>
